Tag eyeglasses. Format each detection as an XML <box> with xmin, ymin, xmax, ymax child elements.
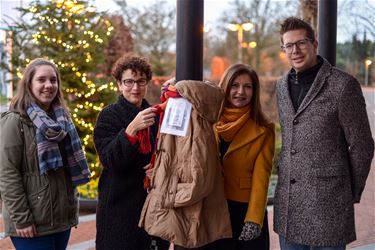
<box><xmin>281</xmin><ymin>38</ymin><xmax>313</xmax><ymax>53</ymax></box>
<box><xmin>121</xmin><ymin>78</ymin><xmax>148</xmax><ymax>87</ymax></box>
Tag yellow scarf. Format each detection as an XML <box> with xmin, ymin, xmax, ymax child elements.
<box><xmin>216</xmin><ymin>106</ymin><xmax>250</xmax><ymax>142</ymax></box>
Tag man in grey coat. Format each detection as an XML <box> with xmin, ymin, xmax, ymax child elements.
<box><xmin>274</xmin><ymin>17</ymin><xmax>374</xmax><ymax>250</ymax></box>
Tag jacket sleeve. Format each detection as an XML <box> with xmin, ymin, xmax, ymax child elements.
<box><xmin>93</xmin><ymin>108</ymin><xmax>140</xmax><ymax>170</ymax></box>
<box><xmin>0</xmin><ymin>113</ymin><xmax>34</xmax><ymax>228</ymax></box>
<box><xmin>167</xmin><ymin>130</ymin><xmax>217</xmax><ymax>208</ymax></box>
<box><xmin>338</xmin><ymin>79</ymin><xmax>374</xmax><ymax>203</ymax></box>
<box><xmin>246</xmin><ymin>127</ymin><xmax>275</xmax><ymax>226</ymax></box>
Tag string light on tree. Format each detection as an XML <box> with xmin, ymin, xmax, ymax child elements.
<box><xmin>9</xmin><ymin>0</ymin><xmax>118</xmax><ymax>185</ymax></box>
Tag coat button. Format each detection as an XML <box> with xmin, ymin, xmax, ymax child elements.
<box><xmin>169</xmin><ymin>190</ymin><xmax>173</xmax><ymax>194</ymax></box>
<box><xmin>291</xmin><ymin>149</ymin><xmax>297</xmax><ymax>154</ymax></box>
<box><xmin>293</xmin><ymin>119</ymin><xmax>299</xmax><ymax>124</ymax></box>
<box><xmin>290</xmin><ymin>179</ymin><xmax>296</xmax><ymax>184</ymax></box>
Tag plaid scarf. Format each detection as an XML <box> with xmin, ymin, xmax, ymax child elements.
<box><xmin>26</xmin><ymin>103</ymin><xmax>90</xmax><ymax>186</ymax></box>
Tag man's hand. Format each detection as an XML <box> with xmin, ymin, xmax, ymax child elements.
<box><xmin>238</xmin><ymin>222</ymin><xmax>261</xmax><ymax>241</ymax></box>
<box><xmin>16</xmin><ymin>224</ymin><xmax>37</xmax><ymax>238</ymax></box>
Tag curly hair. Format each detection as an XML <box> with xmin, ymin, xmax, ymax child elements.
<box><xmin>279</xmin><ymin>16</ymin><xmax>315</xmax><ymax>44</ymax></box>
<box><xmin>111</xmin><ymin>54</ymin><xmax>152</xmax><ymax>82</ymax></box>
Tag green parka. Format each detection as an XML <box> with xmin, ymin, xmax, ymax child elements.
<box><xmin>0</xmin><ymin>111</ymin><xmax>78</xmax><ymax>237</ymax></box>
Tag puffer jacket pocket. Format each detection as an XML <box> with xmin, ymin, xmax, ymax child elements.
<box><xmin>162</xmin><ymin>174</ymin><xmax>178</xmax><ymax>209</ymax></box>
<box><xmin>27</xmin><ymin>185</ymin><xmax>51</xmax><ymax>225</ymax></box>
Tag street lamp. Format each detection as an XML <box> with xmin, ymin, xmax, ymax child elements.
<box><xmin>227</xmin><ymin>22</ymin><xmax>253</xmax><ymax>63</ymax></box>
<box><xmin>365</xmin><ymin>59</ymin><xmax>372</xmax><ymax>86</ymax></box>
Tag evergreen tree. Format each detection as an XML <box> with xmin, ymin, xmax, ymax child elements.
<box><xmin>4</xmin><ymin>0</ymin><xmax>118</xmax><ymax>186</ymax></box>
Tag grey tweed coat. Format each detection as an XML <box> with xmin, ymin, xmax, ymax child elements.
<box><xmin>274</xmin><ymin>58</ymin><xmax>374</xmax><ymax>246</ymax></box>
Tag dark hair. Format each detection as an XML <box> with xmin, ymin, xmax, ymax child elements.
<box><xmin>111</xmin><ymin>54</ymin><xmax>152</xmax><ymax>82</ymax></box>
<box><xmin>218</xmin><ymin>63</ymin><xmax>272</xmax><ymax>128</ymax></box>
<box><xmin>280</xmin><ymin>16</ymin><xmax>315</xmax><ymax>43</ymax></box>
<box><xmin>9</xmin><ymin>58</ymin><xmax>69</xmax><ymax>116</ymax></box>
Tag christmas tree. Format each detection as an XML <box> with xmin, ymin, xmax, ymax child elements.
<box><xmin>5</xmin><ymin>0</ymin><xmax>121</xmax><ymax>197</ymax></box>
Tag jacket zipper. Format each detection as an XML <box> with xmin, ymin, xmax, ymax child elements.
<box><xmin>49</xmin><ymin>183</ymin><xmax>54</xmax><ymax>227</ymax></box>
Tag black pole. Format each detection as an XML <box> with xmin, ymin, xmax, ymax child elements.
<box><xmin>318</xmin><ymin>0</ymin><xmax>337</xmax><ymax>66</ymax></box>
<box><xmin>176</xmin><ymin>0</ymin><xmax>204</xmax><ymax>81</ymax></box>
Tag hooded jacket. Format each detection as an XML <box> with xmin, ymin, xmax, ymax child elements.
<box><xmin>139</xmin><ymin>80</ymin><xmax>232</xmax><ymax>248</ymax></box>
<box><xmin>0</xmin><ymin>112</ymin><xmax>78</xmax><ymax>237</ymax></box>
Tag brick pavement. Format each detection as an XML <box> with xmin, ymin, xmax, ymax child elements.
<box><xmin>0</xmin><ymin>170</ymin><xmax>374</xmax><ymax>250</ymax></box>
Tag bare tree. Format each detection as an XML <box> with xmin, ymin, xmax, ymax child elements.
<box><xmin>338</xmin><ymin>0</ymin><xmax>375</xmax><ymax>40</ymax></box>
<box><xmin>216</xmin><ymin>0</ymin><xmax>293</xmax><ymax>73</ymax></box>
<box><xmin>298</xmin><ymin>0</ymin><xmax>318</xmax><ymax>30</ymax></box>
<box><xmin>114</xmin><ymin>0</ymin><xmax>176</xmax><ymax>76</ymax></box>
<box><xmin>103</xmin><ymin>15</ymin><xmax>134</xmax><ymax>75</ymax></box>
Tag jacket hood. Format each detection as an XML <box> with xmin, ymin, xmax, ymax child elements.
<box><xmin>175</xmin><ymin>80</ymin><xmax>224</xmax><ymax>123</ymax></box>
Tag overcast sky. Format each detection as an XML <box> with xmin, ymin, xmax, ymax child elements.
<box><xmin>1</xmin><ymin>0</ymin><xmax>374</xmax><ymax>43</ymax></box>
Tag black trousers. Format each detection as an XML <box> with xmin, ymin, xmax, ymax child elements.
<box><xmin>150</xmin><ymin>236</ymin><xmax>170</xmax><ymax>250</ymax></box>
<box><xmin>214</xmin><ymin>199</ymin><xmax>270</xmax><ymax>250</ymax></box>
<box><xmin>175</xmin><ymin>200</ymin><xmax>269</xmax><ymax>250</ymax></box>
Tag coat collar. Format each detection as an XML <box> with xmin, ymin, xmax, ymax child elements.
<box><xmin>225</xmin><ymin>119</ymin><xmax>265</xmax><ymax>156</ymax></box>
<box><xmin>279</xmin><ymin>56</ymin><xmax>332</xmax><ymax>117</ymax></box>
<box><xmin>278</xmin><ymin>74</ymin><xmax>295</xmax><ymax>116</ymax></box>
<box><xmin>295</xmin><ymin>57</ymin><xmax>332</xmax><ymax>116</ymax></box>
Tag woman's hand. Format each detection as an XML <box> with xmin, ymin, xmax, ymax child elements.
<box><xmin>126</xmin><ymin>107</ymin><xmax>157</xmax><ymax>136</ymax></box>
<box><xmin>16</xmin><ymin>224</ymin><xmax>37</xmax><ymax>238</ymax></box>
<box><xmin>238</xmin><ymin>222</ymin><xmax>261</xmax><ymax>241</ymax></box>
<box><xmin>143</xmin><ymin>164</ymin><xmax>154</xmax><ymax>180</ymax></box>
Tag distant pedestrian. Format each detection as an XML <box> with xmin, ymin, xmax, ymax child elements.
<box><xmin>214</xmin><ymin>63</ymin><xmax>275</xmax><ymax>250</ymax></box>
<box><xmin>274</xmin><ymin>17</ymin><xmax>374</xmax><ymax>250</ymax></box>
<box><xmin>0</xmin><ymin>58</ymin><xmax>90</xmax><ymax>250</ymax></box>
<box><xmin>93</xmin><ymin>54</ymin><xmax>169</xmax><ymax>250</ymax></box>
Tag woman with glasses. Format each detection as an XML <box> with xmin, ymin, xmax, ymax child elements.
<box><xmin>93</xmin><ymin>54</ymin><xmax>169</xmax><ymax>250</ymax></box>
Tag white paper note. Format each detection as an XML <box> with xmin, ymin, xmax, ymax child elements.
<box><xmin>160</xmin><ymin>98</ymin><xmax>192</xmax><ymax>137</ymax></box>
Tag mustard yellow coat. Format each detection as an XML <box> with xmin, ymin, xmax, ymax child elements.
<box><xmin>218</xmin><ymin>119</ymin><xmax>275</xmax><ymax>227</ymax></box>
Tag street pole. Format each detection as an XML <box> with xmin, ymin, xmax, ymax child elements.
<box><xmin>237</xmin><ymin>27</ymin><xmax>243</xmax><ymax>63</ymax></box>
<box><xmin>8</xmin><ymin>31</ymin><xmax>13</xmax><ymax>100</ymax></box>
<box><xmin>365</xmin><ymin>60</ymin><xmax>372</xmax><ymax>86</ymax></box>
<box><xmin>318</xmin><ymin>0</ymin><xmax>337</xmax><ymax>66</ymax></box>
<box><xmin>176</xmin><ymin>0</ymin><xmax>204</xmax><ymax>81</ymax></box>
<box><xmin>227</xmin><ymin>23</ymin><xmax>253</xmax><ymax>63</ymax></box>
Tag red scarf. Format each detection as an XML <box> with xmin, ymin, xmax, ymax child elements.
<box><xmin>142</xmin><ymin>84</ymin><xmax>181</xmax><ymax>189</ymax></box>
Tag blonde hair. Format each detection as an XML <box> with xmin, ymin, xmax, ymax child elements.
<box><xmin>10</xmin><ymin>58</ymin><xmax>69</xmax><ymax>115</ymax></box>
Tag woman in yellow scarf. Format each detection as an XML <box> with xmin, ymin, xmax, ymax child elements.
<box><xmin>215</xmin><ymin>64</ymin><xmax>275</xmax><ymax>250</ymax></box>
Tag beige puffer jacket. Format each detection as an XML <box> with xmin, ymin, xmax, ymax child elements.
<box><xmin>139</xmin><ymin>80</ymin><xmax>232</xmax><ymax>248</ymax></box>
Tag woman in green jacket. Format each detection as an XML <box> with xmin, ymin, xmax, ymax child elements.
<box><xmin>0</xmin><ymin>58</ymin><xmax>90</xmax><ymax>250</ymax></box>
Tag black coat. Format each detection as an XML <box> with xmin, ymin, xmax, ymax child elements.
<box><xmin>93</xmin><ymin>95</ymin><xmax>158</xmax><ymax>250</ymax></box>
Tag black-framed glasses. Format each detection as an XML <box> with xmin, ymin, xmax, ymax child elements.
<box><xmin>281</xmin><ymin>38</ymin><xmax>313</xmax><ymax>53</ymax></box>
<box><xmin>121</xmin><ymin>78</ymin><xmax>148</xmax><ymax>87</ymax></box>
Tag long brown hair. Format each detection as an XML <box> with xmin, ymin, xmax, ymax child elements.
<box><xmin>9</xmin><ymin>58</ymin><xmax>69</xmax><ymax>115</ymax></box>
<box><xmin>218</xmin><ymin>63</ymin><xmax>272</xmax><ymax>128</ymax></box>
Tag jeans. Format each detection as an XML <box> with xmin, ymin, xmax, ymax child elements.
<box><xmin>279</xmin><ymin>235</ymin><xmax>346</xmax><ymax>250</ymax></box>
<box><xmin>11</xmin><ymin>229</ymin><xmax>71</xmax><ymax>250</ymax></box>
